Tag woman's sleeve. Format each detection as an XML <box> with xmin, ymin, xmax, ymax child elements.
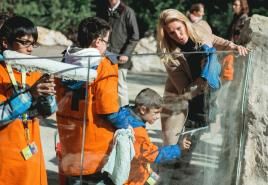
<box><xmin>212</xmin><ymin>34</ymin><xmax>234</xmax><ymax>50</ymax></box>
<box><xmin>164</xmin><ymin>59</ymin><xmax>190</xmax><ymax>95</ymax></box>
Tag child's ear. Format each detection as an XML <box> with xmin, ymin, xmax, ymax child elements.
<box><xmin>139</xmin><ymin>105</ymin><xmax>147</xmax><ymax>115</ymax></box>
<box><xmin>90</xmin><ymin>38</ymin><xmax>99</xmax><ymax>48</ymax></box>
<box><xmin>95</xmin><ymin>37</ymin><xmax>102</xmax><ymax>47</ymax></box>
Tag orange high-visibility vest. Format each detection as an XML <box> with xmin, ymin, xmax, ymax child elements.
<box><xmin>124</xmin><ymin>127</ymin><xmax>159</xmax><ymax>185</ymax></box>
<box><xmin>56</xmin><ymin>57</ymin><xmax>119</xmax><ymax>176</ymax></box>
<box><xmin>0</xmin><ymin>63</ymin><xmax>47</xmax><ymax>185</ymax></box>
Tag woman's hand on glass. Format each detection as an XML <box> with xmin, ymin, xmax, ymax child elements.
<box><xmin>229</xmin><ymin>42</ymin><xmax>249</xmax><ymax>56</ymax></box>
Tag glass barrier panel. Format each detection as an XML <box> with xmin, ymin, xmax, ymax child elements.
<box><xmin>2</xmin><ymin>49</ymin><xmax>250</xmax><ymax>185</ymax></box>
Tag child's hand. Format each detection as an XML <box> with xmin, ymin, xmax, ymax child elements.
<box><xmin>30</xmin><ymin>74</ymin><xmax>56</xmax><ymax>97</ymax></box>
<box><xmin>179</xmin><ymin>136</ymin><xmax>191</xmax><ymax>151</ymax></box>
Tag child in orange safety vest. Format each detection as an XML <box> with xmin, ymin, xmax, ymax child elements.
<box><xmin>123</xmin><ymin>88</ymin><xmax>191</xmax><ymax>185</ymax></box>
<box><xmin>0</xmin><ymin>16</ymin><xmax>57</xmax><ymax>185</ymax></box>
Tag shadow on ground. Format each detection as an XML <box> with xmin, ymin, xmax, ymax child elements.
<box><xmin>127</xmin><ymin>72</ymin><xmax>167</xmax><ymax>86</ymax></box>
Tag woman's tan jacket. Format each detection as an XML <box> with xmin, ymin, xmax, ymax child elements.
<box><xmin>163</xmin><ymin>25</ymin><xmax>235</xmax><ymax>98</ymax></box>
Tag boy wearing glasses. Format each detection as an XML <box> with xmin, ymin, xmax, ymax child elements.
<box><xmin>0</xmin><ymin>16</ymin><xmax>57</xmax><ymax>185</ymax></box>
<box><xmin>56</xmin><ymin>17</ymin><xmax>141</xmax><ymax>184</ymax></box>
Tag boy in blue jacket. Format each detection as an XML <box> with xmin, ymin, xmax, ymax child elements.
<box><xmin>123</xmin><ymin>88</ymin><xmax>191</xmax><ymax>185</ymax></box>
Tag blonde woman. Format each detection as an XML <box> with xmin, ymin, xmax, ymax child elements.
<box><xmin>157</xmin><ymin>9</ymin><xmax>248</xmax><ymax>145</ymax></box>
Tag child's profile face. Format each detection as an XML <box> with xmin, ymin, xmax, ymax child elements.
<box><xmin>141</xmin><ymin>107</ymin><xmax>162</xmax><ymax>124</ymax></box>
<box><xmin>10</xmin><ymin>35</ymin><xmax>37</xmax><ymax>55</ymax></box>
<box><xmin>96</xmin><ymin>31</ymin><xmax>110</xmax><ymax>55</ymax></box>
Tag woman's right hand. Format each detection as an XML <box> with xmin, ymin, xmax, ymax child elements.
<box><xmin>229</xmin><ymin>42</ymin><xmax>249</xmax><ymax>56</ymax></box>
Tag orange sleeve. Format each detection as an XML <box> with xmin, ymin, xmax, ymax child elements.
<box><xmin>93</xmin><ymin>58</ymin><xmax>119</xmax><ymax>114</ymax></box>
<box><xmin>134</xmin><ymin>128</ymin><xmax>159</xmax><ymax>163</ymax></box>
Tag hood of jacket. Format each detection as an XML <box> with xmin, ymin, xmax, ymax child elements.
<box><xmin>64</xmin><ymin>46</ymin><xmax>102</xmax><ymax>68</ymax></box>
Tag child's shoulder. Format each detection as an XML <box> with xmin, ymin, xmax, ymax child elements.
<box><xmin>133</xmin><ymin>126</ymin><xmax>147</xmax><ymax>136</ymax></box>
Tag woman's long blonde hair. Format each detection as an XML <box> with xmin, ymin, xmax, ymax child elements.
<box><xmin>157</xmin><ymin>9</ymin><xmax>203</xmax><ymax>62</ymax></box>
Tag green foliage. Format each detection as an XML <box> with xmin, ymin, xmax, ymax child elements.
<box><xmin>125</xmin><ymin>0</ymin><xmax>186</xmax><ymax>36</ymax></box>
<box><xmin>206</xmin><ymin>2</ymin><xmax>234</xmax><ymax>37</ymax></box>
<box><xmin>252</xmin><ymin>7</ymin><xmax>268</xmax><ymax>17</ymax></box>
<box><xmin>1</xmin><ymin>0</ymin><xmax>268</xmax><ymax>39</ymax></box>
<box><xmin>1</xmin><ymin>0</ymin><xmax>93</xmax><ymax>39</ymax></box>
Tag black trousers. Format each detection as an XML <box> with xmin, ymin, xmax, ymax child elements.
<box><xmin>187</xmin><ymin>89</ymin><xmax>218</xmax><ymax>128</ymax></box>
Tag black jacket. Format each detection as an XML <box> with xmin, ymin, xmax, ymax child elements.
<box><xmin>97</xmin><ymin>1</ymin><xmax>139</xmax><ymax>69</ymax></box>
<box><xmin>227</xmin><ymin>13</ymin><xmax>248</xmax><ymax>44</ymax></box>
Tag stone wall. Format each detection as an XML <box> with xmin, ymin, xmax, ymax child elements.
<box><xmin>37</xmin><ymin>26</ymin><xmax>73</xmax><ymax>46</ymax></box>
<box><xmin>240</xmin><ymin>14</ymin><xmax>268</xmax><ymax>185</ymax></box>
<box><xmin>130</xmin><ymin>36</ymin><xmax>165</xmax><ymax>72</ymax></box>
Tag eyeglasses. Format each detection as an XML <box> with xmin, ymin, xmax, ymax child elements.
<box><xmin>14</xmin><ymin>38</ymin><xmax>39</xmax><ymax>48</ymax></box>
<box><xmin>100</xmin><ymin>38</ymin><xmax>110</xmax><ymax>47</ymax></box>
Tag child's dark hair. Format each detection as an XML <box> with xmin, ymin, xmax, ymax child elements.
<box><xmin>0</xmin><ymin>16</ymin><xmax>38</xmax><ymax>45</ymax></box>
<box><xmin>135</xmin><ymin>88</ymin><xmax>163</xmax><ymax>109</ymax></box>
<box><xmin>77</xmin><ymin>17</ymin><xmax>111</xmax><ymax>48</ymax></box>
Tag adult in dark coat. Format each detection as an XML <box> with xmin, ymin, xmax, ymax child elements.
<box><xmin>97</xmin><ymin>0</ymin><xmax>139</xmax><ymax>107</ymax></box>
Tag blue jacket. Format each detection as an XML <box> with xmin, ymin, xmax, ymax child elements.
<box><xmin>120</xmin><ymin>106</ymin><xmax>182</xmax><ymax>164</ymax></box>
<box><xmin>0</xmin><ymin>90</ymin><xmax>57</xmax><ymax>127</ymax></box>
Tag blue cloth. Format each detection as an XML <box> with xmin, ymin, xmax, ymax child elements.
<box><xmin>200</xmin><ymin>45</ymin><xmax>221</xmax><ymax>89</ymax></box>
<box><xmin>154</xmin><ymin>145</ymin><xmax>181</xmax><ymax>164</ymax></box>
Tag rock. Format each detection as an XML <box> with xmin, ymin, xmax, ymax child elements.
<box><xmin>131</xmin><ymin>36</ymin><xmax>165</xmax><ymax>72</ymax></box>
<box><xmin>37</xmin><ymin>26</ymin><xmax>73</xmax><ymax>46</ymax></box>
<box><xmin>240</xmin><ymin>14</ymin><xmax>268</xmax><ymax>185</ymax></box>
